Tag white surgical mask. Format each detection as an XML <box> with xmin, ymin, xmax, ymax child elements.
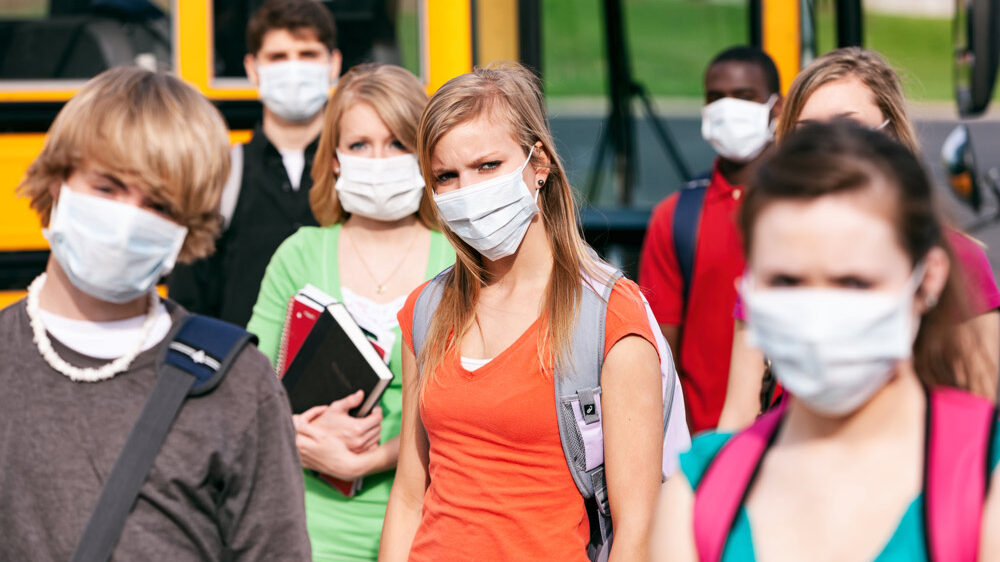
<box><xmin>741</xmin><ymin>264</ymin><xmax>925</xmax><ymax>416</ymax></box>
<box><xmin>701</xmin><ymin>94</ymin><xmax>777</xmax><ymax>163</ymax></box>
<box><xmin>257</xmin><ymin>60</ymin><xmax>331</xmax><ymax>122</ymax></box>
<box><xmin>44</xmin><ymin>185</ymin><xmax>188</xmax><ymax>304</ymax></box>
<box><xmin>335</xmin><ymin>152</ymin><xmax>425</xmax><ymax>222</ymax></box>
<box><xmin>433</xmin><ymin>147</ymin><xmax>537</xmax><ymax>261</ymax></box>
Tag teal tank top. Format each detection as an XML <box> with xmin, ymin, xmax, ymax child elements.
<box><xmin>680</xmin><ymin>420</ymin><xmax>1000</xmax><ymax>561</ymax></box>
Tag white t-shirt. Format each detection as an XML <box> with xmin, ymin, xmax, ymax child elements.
<box><xmin>39</xmin><ymin>303</ymin><xmax>171</xmax><ymax>359</ymax></box>
<box><xmin>279</xmin><ymin>149</ymin><xmax>306</xmax><ymax>191</ymax></box>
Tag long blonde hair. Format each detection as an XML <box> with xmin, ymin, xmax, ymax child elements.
<box><xmin>776</xmin><ymin>47</ymin><xmax>920</xmax><ymax>153</ymax></box>
<box><xmin>415</xmin><ymin>62</ymin><xmax>609</xmax><ymax>389</ymax></box>
<box><xmin>310</xmin><ymin>63</ymin><xmax>437</xmax><ymax>227</ymax></box>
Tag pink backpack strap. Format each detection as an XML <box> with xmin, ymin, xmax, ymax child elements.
<box><xmin>694</xmin><ymin>402</ymin><xmax>788</xmax><ymax>562</ymax></box>
<box><xmin>926</xmin><ymin>386</ymin><xmax>997</xmax><ymax>562</ymax></box>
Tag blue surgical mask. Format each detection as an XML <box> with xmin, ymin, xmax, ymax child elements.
<box><xmin>44</xmin><ymin>185</ymin><xmax>188</xmax><ymax>304</ymax></box>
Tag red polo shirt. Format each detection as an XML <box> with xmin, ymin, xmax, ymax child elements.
<box><xmin>639</xmin><ymin>161</ymin><xmax>745</xmax><ymax>433</ymax></box>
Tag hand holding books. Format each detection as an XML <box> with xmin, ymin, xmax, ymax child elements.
<box><xmin>294</xmin><ymin>390</ymin><xmax>384</xmax><ymax>482</ymax></box>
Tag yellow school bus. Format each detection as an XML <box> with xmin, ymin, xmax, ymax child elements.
<box><xmin>0</xmin><ymin>0</ymin><xmax>806</xmax><ymax>308</ymax></box>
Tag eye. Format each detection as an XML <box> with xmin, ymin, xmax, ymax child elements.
<box><xmin>767</xmin><ymin>274</ymin><xmax>802</xmax><ymax>288</ymax></box>
<box><xmin>434</xmin><ymin>171</ymin><xmax>457</xmax><ymax>185</ymax></box>
<box><xmin>93</xmin><ymin>183</ymin><xmax>116</xmax><ymax>195</ymax></box>
<box><xmin>348</xmin><ymin>141</ymin><xmax>366</xmax><ymax>151</ymax></box>
<box><xmin>479</xmin><ymin>161</ymin><xmax>501</xmax><ymax>172</ymax></box>
<box><xmin>834</xmin><ymin>276</ymin><xmax>873</xmax><ymax>290</ymax></box>
<box><xmin>391</xmin><ymin>139</ymin><xmax>406</xmax><ymax>151</ymax></box>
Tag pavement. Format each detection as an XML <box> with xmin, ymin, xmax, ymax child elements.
<box><xmin>548</xmin><ymin>99</ymin><xmax>1000</xmax><ymax>279</ymax></box>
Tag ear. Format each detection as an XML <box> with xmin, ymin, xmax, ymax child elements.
<box><xmin>328</xmin><ymin>49</ymin><xmax>343</xmax><ymax>83</ymax></box>
<box><xmin>916</xmin><ymin>246</ymin><xmax>950</xmax><ymax>315</ymax></box>
<box><xmin>244</xmin><ymin>54</ymin><xmax>260</xmax><ymax>87</ymax></box>
<box><xmin>771</xmin><ymin>95</ymin><xmax>784</xmax><ymax>122</ymax></box>
<box><xmin>332</xmin><ymin>153</ymin><xmax>340</xmax><ymax>176</ymax></box>
<box><xmin>531</xmin><ymin>141</ymin><xmax>551</xmax><ymax>186</ymax></box>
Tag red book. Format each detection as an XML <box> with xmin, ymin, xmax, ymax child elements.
<box><xmin>277</xmin><ymin>284</ymin><xmax>392</xmax><ymax>498</ymax></box>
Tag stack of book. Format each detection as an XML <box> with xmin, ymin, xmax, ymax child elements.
<box><xmin>278</xmin><ymin>284</ymin><xmax>394</xmax><ymax>496</ymax></box>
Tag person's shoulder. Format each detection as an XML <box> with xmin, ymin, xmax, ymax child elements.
<box><xmin>272</xmin><ymin>225</ymin><xmax>335</xmax><ymax>260</ymax></box>
<box><xmin>0</xmin><ymin>297</ymin><xmax>26</xmax><ymax>323</ymax></box>
<box><xmin>606</xmin><ymin>276</ymin><xmax>646</xmax><ymax>311</ymax></box>
<box><xmin>0</xmin><ymin>298</ymin><xmax>29</xmax><ymax>344</ymax></box>
<box><xmin>164</xmin><ymin>303</ymin><xmax>285</xmax><ymax>411</ymax></box>
<box><xmin>650</xmin><ymin>190</ymin><xmax>682</xmax><ymax>226</ymax></box>
<box><xmin>679</xmin><ymin>431</ymin><xmax>736</xmax><ymax>489</ymax></box>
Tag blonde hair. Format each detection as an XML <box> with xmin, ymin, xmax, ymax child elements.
<box><xmin>776</xmin><ymin>47</ymin><xmax>920</xmax><ymax>153</ymax></box>
<box><xmin>416</xmin><ymin>62</ymin><xmax>610</xmax><ymax>390</ymax></box>
<box><xmin>310</xmin><ymin>63</ymin><xmax>436</xmax><ymax>227</ymax></box>
<box><xmin>17</xmin><ymin>66</ymin><xmax>229</xmax><ymax>263</ymax></box>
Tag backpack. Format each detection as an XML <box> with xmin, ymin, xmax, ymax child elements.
<box><xmin>693</xmin><ymin>387</ymin><xmax>999</xmax><ymax>562</ymax></box>
<box><xmin>70</xmin><ymin>314</ymin><xmax>254</xmax><ymax>562</ymax></box>
<box><xmin>672</xmin><ymin>171</ymin><xmax>711</xmax><ymax>313</ymax></box>
<box><xmin>411</xmin><ymin>266</ymin><xmax>685</xmax><ymax>562</ymax></box>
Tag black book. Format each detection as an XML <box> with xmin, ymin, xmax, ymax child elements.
<box><xmin>281</xmin><ymin>299</ymin><xmax>394</xmax><ymax>417</ymax></box>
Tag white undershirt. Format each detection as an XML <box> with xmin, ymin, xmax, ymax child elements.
<box><xmin>460</xmin><ymin>356</ymin><xmax>493</xmax><ymax>371</ymax></box>
<box><xmin>340</xmin><ymin>287</ymin><xmax>406</xmax><ymax>362</ymax></box>
<box><xmin>279</xmin><ymin>149</ymin><xmax>306</xmax><ymax>191</ymax></box>
<box><xmin>38</xmin><ymin>304</ymin><xmax>172</xmax><ymax>360</ymax></box>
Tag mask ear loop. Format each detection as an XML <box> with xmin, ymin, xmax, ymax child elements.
<box><xmin>875</xmin><ymin>119</ymin><xmax>891</xmax><ymax>131</ymax></box>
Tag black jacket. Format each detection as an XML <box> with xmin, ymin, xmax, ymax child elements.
<box><xmin>168</xmin><ymin>126</ymin><xmax>320</xmax><ymax>327</ymax></box>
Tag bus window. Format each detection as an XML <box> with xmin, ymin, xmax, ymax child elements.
<box><xmin>211</xmin><ymin>0</ymin><xmax>424</xmax><ymax>83</ymax></box>
<box><xmin>0</xmin><ymin>0</ymin><xmax>172</xmax><ymax>81</ymax></box>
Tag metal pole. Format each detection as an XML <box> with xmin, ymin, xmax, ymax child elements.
<box><xmin>836</xmin><ymin>0</ymin><xmax>864</xmax><ymax>47</ymax></box>
<box><xmin>517</xmin><ymin>0</ymin><xmax>542</xmax><ymax>77</ymax></box>
<box><xmin>602</xmin><ymin>0</ymin><xmax>636</xmax><ymax>206</ymax></box>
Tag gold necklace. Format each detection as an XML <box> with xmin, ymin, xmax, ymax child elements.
<box><xmin>345</xmin><ymin>227</ymin><xmax>419</xmax><ymax>294</ymax></box>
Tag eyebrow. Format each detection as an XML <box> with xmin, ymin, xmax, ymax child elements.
<box><xmin>90</xmin><ymin>171</ymin><xmax>127</xmax><ymax>189</ymax></box>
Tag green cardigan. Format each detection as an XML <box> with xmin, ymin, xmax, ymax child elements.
<box><xmin>247</xmin><ymin>224</ymin><xmax>455</xmax><ymax>561</ymax></box>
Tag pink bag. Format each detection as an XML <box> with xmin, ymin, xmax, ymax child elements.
<box><xmin>693</xmin><ymin>387</ymin><xmax>997</xmax><ymax>562</ymax></box>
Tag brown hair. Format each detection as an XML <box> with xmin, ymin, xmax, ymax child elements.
<box><xmin>776</xmin><ymin>47</ymin><xmax>919</xmax><ymax>153</ymax></box>
<box><xmin>415</xmin><ymin>62</ymin><xmax>612</xmax><ymax>391</ymax></box>
<box><xmin>246</xmin><ymin>0</ymin><xmax>337</xmax><ymax>55</ymax></box>
<box><xmin>310</xmin><ymin>63</ymin><xmax>436</xmax><ymax>227</ymax></box>
<box><xmin>742</xmin><ymin>121</ymin><xmax>968</xmax><ymax>388</ymax></box>
<box><xmin>17</xmin><ymin>66</ymin><xmax>230</xmax><ymax>263</ymax></box>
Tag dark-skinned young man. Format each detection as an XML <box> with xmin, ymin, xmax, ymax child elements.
<box><xmin>639</xmin><ymin>46</ymin><xmax>782</xmax><ymax>433</ymax></box>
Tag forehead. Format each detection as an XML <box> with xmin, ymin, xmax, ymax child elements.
<box><xmin>258</xmin><ymin>27</ymin><xmax>326</xmax><ymax>53</ymax></box>
<box><xmin>798</xmin><ymin>76</ymin><xmax>884</xmax><ymax>127</ymax></box>
<box><xmin>431</xmin><ymin>114</ymin><xmax>518</xmax><ymax>163</ymax></box>
<box><xmin>705</xmin><ymin>61</ymin><xmax>769</xmax><ymax>92</ymax></box>
<box><xmin>749</xmin><ymin>186</ymin><xmax>908</xmax><ymax>274</ymax></box>
<box><xmin>338</xmin><ymin>102</ymin><xmax>392</xmax><ymax>136</ymax></box>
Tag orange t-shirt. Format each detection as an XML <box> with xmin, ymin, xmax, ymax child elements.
<box><xmin>397</xmin><ymin>278</ymin><xmax>658</xmax><ymax>561</ymax></box>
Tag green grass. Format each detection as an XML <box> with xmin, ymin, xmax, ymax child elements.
<box><xmin>542</xmin><ymin>0</ymin><xmax>957</xmax><ymax>101</ymax></box>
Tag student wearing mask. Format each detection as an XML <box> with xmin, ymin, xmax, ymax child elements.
<box><xmin>639</xmin><ymin>46</ymin><xmax>782</xmax><ymax>433</ymax></box>
<box><xmin>0</xmin><ymin>67</ymin><xmax>309</xmax><ymax>560</ymax></box>
<box><xmin>718</xmin><ymin>47</ymin><xmax>1000</xmax><ymax>429</ymax></box>
<box><xmin>653</xmin><ymin>121</ymin><xmax>1000</xmax><ymax>561</ymax></box>
<box><xmin>247</xmin><ymin>63</ymin><xmax>455</xmax><ymax>561</ymax></box>
<box><xmin>169</xmin><ymin>0</ymin><xmax>342</xmax><ymax>327</ymax></box>
<box><xmin>380</xmin><ymin>63</ymin><xmax>687</xmax><ymax>562</ymax></box>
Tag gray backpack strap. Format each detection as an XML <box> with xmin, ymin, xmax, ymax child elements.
<box><xmin>219</xmin><ymin>143</ymin><xmax>244</xmax><ymax>229</ymax></box>
<box><xmin>411</xmin><ymin>267</ymin><xmax>453</xmax><ymax>365</ymax></box>
<box><xmin>555</xmin><ymin>269</ymin><xmax>622</xmax><ymax>562</ymax></box>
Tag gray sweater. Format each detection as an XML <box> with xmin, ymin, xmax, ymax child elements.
<box><xmin>0</xmin><ymin>299</ymin><xmax>311</xmax><ymax>560</ymax></box>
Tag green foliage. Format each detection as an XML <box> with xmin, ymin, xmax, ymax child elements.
<box><xmin>542</xmin><ymin>0</ymin><xmax>955</xmax><ymax>101</ymax></box>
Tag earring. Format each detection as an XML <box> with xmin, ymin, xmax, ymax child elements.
<box><xmin>537</xmin><ymin>179</ymin><xmax>545</xmax><ymax>186</ymax></box>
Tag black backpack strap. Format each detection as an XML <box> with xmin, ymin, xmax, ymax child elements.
<box><xmin>672</xmin><ymin>172</ymin><xmax>710</xmax><ymax>317</ymax></box>
<box><xmin>70</xmin><ymin>314</ymin><xmax>253</xmax><ymax>562</ymax></box>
